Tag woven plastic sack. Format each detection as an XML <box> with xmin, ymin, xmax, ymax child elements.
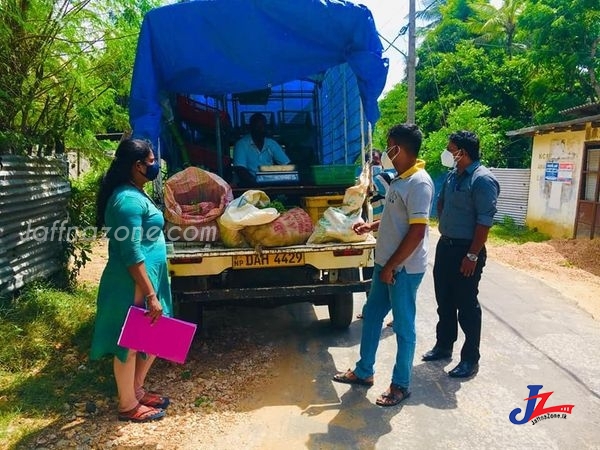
<box><xmin>217</xmin><ymin>220</ymin><xmax>248</xmax><ymax>248</ymax></box>
<box><xmin>164</xmin><ymin>167</ymin><xmax>233</xmax><ymax>226</ymax></box>
<box><xmin>243</xmin><ymin>207</ymin><xmax>314</xmax><ymax>248</ymax></box>
<box><xmin>307</xmin><ymin>164</ymin><xmax>370</xmax><ymax>244</ymax></box>
<box><xmin>217</xmin><ymin>190</ymin><xmax>280</xmax><ymax>248</ymax></box>
<box><xmin>306</xmin><ymin>207</ymin><xmax>367</xmax><ymax>244</ymax></box>
<box><xmin>340</xmin><ymin>163</ymin><xmax>370</xmax><ymax>213</ymax></box>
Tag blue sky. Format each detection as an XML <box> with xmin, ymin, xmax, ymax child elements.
<box><xmin>358</xmin><ymin>0</ymin><xmax>411</xmax><ymax>96</ymax></box>
<box><xmin>359</xmin><ymin>0</ymin><xmax>503</xmax><ymax>97</ymax></box>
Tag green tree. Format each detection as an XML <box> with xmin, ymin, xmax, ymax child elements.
<box><xmin>518</xmin><ymin>0</ymin><xmax>600</xmax><ymax>121</ymax></box>
<box><xmin>420</xmin><ymin>99</ymin><xmax>504</xmax><ymax>178</ymax></box>
<box><xmin>373</xmin><ymin>84</ymin><xmax>408</xmax><ymax>149</ymax></box>
<box><xmin>469</xmin><ymin>0</ymin><xmax>525</xmax><ymax>58</ymax></box>
<box><xmin>377</xmin><ymin>0</ymin><xmax>598</xmax><ymax>170</ymax></box>
<box><xmin>0</xmin><ymin>0</ymin><xmax>158</xmax><ymax>156</ymax></box>
<box><xmin>416</xmin><ymin>0</ymin><xmax>447</xmax><ymax>33</ymax></box>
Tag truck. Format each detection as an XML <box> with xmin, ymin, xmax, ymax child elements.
<box><xmin>128</xmin><ymin>0</ymin><xmax>389</xmax><ymax>329</ymax></box>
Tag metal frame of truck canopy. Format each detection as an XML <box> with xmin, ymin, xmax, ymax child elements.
<box><xmin>128</xmin><ymin>0</ymin><xmax>388</xmax><ymax>162</ymax></box>
<box><xmin>161</xmin><ymin>66</ymin><xmax>372</xmax><ymax>181</ymax></box>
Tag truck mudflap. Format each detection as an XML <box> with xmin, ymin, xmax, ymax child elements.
<box><xmin>173</xmin><ymin>280</ymin><xmax>370</xmax><ymax>304</ymax></box>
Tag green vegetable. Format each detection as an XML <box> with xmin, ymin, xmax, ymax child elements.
<box><xmin>261</xmin><ymin>200</ymin><xmax>287</xmax><ymax>213</ymax></box>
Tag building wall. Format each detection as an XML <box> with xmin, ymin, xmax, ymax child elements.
<box><xmin>526</xmin><ymin>130</ymin><xmax>586</xmax><ymax>238</ymax></box>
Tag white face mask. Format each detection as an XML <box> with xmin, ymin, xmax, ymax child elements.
<box><xmin>381</xmin><ymin>149</ymin><xmax>398</xmax><ymax>170</ymax></box>
<box><xmin>441</xmin><ymin>149</ymin><xmax>456</xmax><ymax>168</ymax></box>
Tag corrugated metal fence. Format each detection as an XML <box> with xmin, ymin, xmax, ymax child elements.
<box><xmin>0</xmin><ymin>155</ymin><xmax>70</xmax><ymax>296</ymax></box>
<box><xmin>490</xmin><ymin>168</ymin><xmax>531</xmax><ymax>226</ymax></box>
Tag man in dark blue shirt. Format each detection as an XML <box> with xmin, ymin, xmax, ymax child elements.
<box><xmin>422</xmin><ymin>130</ymin><xmax>500</xmax><ymax>379</ymax></box>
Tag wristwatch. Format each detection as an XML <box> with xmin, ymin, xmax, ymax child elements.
<box><xmin>466</xmin><ymin>253</ymin><xmax>478</xmax><ymax>262</ymax></box>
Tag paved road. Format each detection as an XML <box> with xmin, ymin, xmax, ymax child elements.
<box><xmin>183</xmin><ymin>236</ymin><xmax>600</xmax><ymax>449</ymax></box>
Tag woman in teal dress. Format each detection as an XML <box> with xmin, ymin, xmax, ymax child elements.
<box><xmin>91</xmin><ymin>139</ymin><xmax>173</xmax><ymax>422</ymax></box>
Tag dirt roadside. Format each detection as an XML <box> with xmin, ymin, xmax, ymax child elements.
<box><xmin>27</xmin><ymin>235</ymin><xmax>598</xmax><ymax>449</ymax></box>
<box><xmin>487</xmin><ymin>238</ymin><xmax>600</xmax><ymax>321</ymax></box>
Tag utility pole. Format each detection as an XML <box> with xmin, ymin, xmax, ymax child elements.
<box><xmin>407</xmin><ymin>0</ymin><xmax>416</xmax><ymax>123</ymax></box>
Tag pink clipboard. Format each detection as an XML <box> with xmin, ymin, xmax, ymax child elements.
<box><xmin>118</xmin><ymin>306</ymin><xmax>197</xmax><ymax>364</ymax></box>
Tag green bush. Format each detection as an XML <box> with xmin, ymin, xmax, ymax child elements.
<box><xmin>489</xmin><ymin>216</ymin><xmax>550</xmax><ymax>244</ymax></box>
<box><xmin>61</xmin><ymin>165</ymin><xmax>108</xmax><ymax>289</ymax></box>
<box><xmin>69</xmin><ymin>167</ymin><xmax>107</xmax><ymax>229</ymax></box>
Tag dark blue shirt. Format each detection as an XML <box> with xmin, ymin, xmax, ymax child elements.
<box><xmin>438</xmin><ymin>161</ymin><xmax>500</xmax><ymax>240</ymax></box>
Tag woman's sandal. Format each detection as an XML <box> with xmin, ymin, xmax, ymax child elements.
<box><xmin>139</xmin><ymin>390</ymin><xmax>170</xmax><ymax>409</ymax></box>
<box><xmin>375</xmin><ymin>385</ymin><xmax>411</xmax><ymax>407</ymax></box>
<box><xmin>332</xmin><ymin>369</ymin><xmax>374</xmax><ymax>387</ymax></box>
<box><xmin>118</xmin><ymin>403</ymin><xmax>165</xmax><ymax>422</ymax></box>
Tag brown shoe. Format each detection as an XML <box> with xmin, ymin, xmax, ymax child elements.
<box><xmin>332</xmin><ymin>369</ymin><xmax>374</xmax><ymax>386</ymax></box>
<box><xmin>375</xmin><ymin>384</ymin><xmax>411</xmax><ymax>407</ymax></box>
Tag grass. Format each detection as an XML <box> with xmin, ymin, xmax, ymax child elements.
<box><xmin>487</xmin><ymin>216</ymin><xmax>551</xmax><ymax>245</ymax></box>
<box><xmin>429</xmin><ymin>216</ymin><xmax>550</xmax><ymax>245</ymax></box>
<box><xmin>0</xmin><ymin>283</ymin><xmax>113</xmax><ymax>449</ymax></box>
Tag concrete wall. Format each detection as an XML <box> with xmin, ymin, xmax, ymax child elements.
<box><xmin>526</xmin><ymin>130</ymin><xmax>586</xmax><ymax>238</ymax></box>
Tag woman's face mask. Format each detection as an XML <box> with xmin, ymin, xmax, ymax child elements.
<box><xmin>141</xmin><ymin>160</ymin><xmax>160</xmax><ymax>181</ymax></box>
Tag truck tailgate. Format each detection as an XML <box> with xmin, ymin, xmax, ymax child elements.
<box><xmin>168</xmin><ymin>237</ymin><xmax>376</xmax><ymax>277</ymax></box>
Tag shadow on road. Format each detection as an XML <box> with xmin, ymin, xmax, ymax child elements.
<box><xmin>303</xmin><ymin>387</ymin><xmax>394</xmax><ymax>449</ymax></box>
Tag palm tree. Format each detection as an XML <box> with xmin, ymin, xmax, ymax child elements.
<box><xmin>416</xmin><ymin>0</ymin><xmax>446</xmax><ymax>33</ymax></box>
<box><xmin>470</xmin><ymin>0</ymin><xmax>525</xmax><ymax>58</ymax></box>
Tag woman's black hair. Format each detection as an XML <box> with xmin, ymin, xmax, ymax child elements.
<box><xmin>95</xmin><ymin>139</ymin><xmax>152</xmax><ymax>228</ymax></box>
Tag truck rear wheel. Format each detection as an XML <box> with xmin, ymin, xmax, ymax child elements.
<box><xmin>328</xmin><ymin>293</ymin><xmax>353</xmax><ymax>329</ymax></box>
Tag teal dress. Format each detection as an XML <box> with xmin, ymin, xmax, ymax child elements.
<box><xmin>90</xmin><ymin>185</ymin><xmax>173</xmax><ymax>363</ymax></box>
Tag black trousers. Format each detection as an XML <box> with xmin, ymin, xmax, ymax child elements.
<box><xmin>432</xmin><ymin>239</ymin><xmax>486</xmax><ymax>363</ymax></box>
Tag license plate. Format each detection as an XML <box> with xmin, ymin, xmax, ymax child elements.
<box><xmin>232</xmin><ymin>252</ymin><xmax>305</xmax><ymax>269</ymax></box>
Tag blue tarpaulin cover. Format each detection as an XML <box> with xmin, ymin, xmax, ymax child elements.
<box><xmin>129</xmin><ymin>0</ymin><xmax>388</xmax><ymax>155</ymax></box>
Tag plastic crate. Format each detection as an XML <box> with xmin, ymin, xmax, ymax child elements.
<box><xmin>309</xmin><ymin>165</ymin><xmax>357</xmax><ymax>186</ymax></box>
<box><xmin>301</xmin><ymin>195</ymin><xmax>345</xmax><ymax>224</ymax></box>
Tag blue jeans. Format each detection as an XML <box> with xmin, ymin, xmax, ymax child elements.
<box><xmin>354</xmin><ymin>264</ymin><xmax>424</xmax><ymax>388</ymax></box>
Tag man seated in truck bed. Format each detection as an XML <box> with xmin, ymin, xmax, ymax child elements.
<box><xmin>233</xmin><ymin>112</ymin><xmax>291</xmax><ymax>186</ymax></box>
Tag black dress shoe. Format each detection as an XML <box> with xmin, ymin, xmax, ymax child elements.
<box><xmin>422</xmin><ymin>347</ymin><xmax>452</xmax><ymax>361</ymax></box>
<box><xmin>448</xmin><ymin>361</ymin><xmax>479</xmax><ymax>378</ymax></box>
